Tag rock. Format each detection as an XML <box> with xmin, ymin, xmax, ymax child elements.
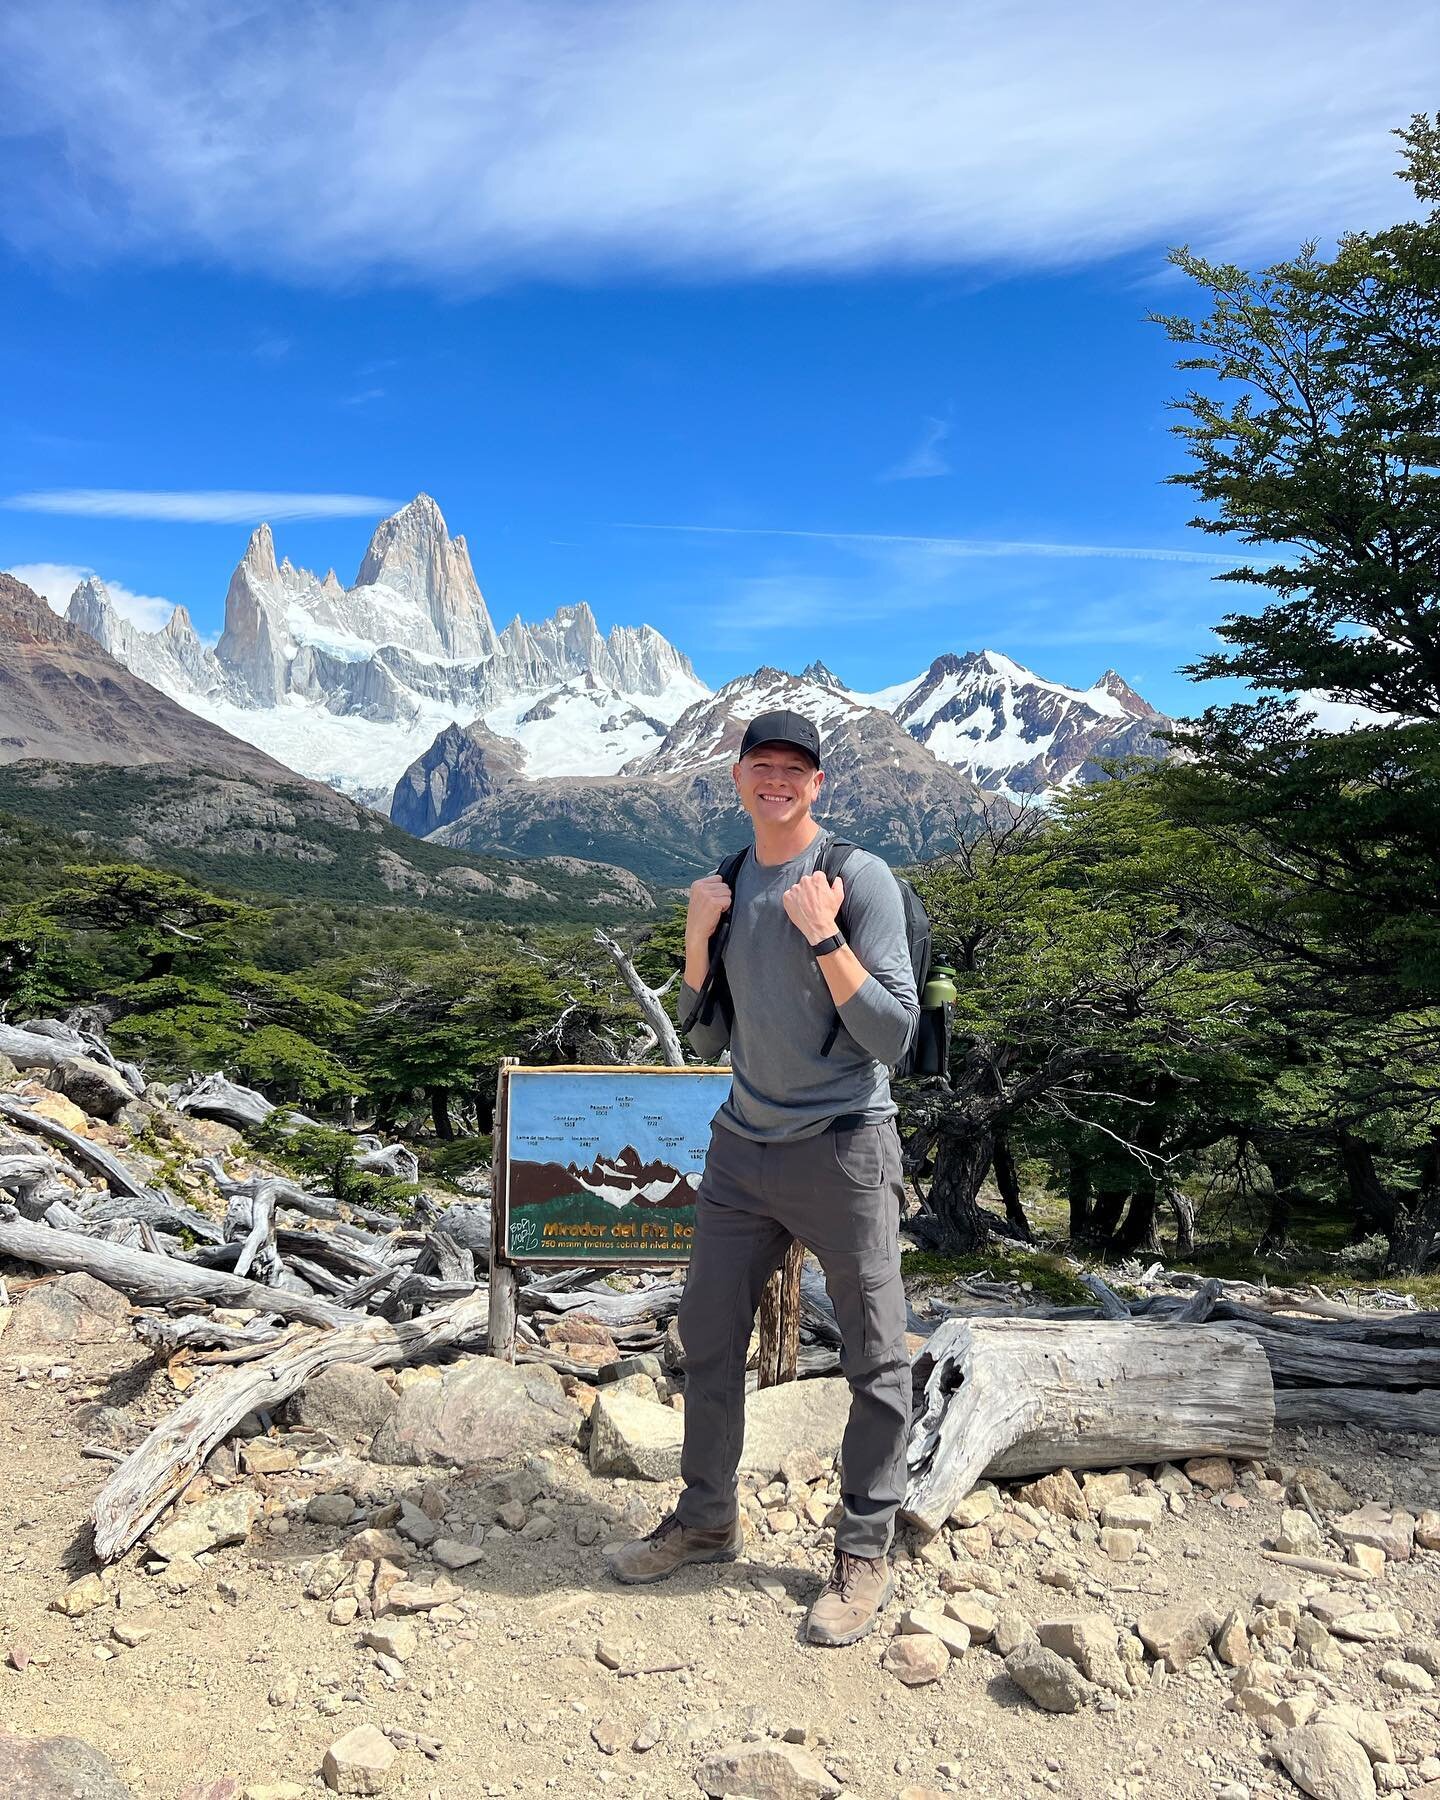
<box><xmin>900</xmin><ymin>1609</ymin><xmax>969</xmax><ymax>1657</ymax></box>
<box><xmin>948</xmin><ymin>1486</ymin><xmax>998</xmax><ymax>1528</ymax></box>
<box><xmin>1136</xmin><ymin>1599</ymin><xmax>1223</xmax><ymax>1671</ymax></box>
<box><xmin>1213</xmin><ymin>1607</ymin><xmax>1253</xmax><ymax>1667</ymax></box>
<box><xmin>362</xmin><ymin>1623</ymin><xmax>416</xmax><ymax>1661</ymax></box>
<box><xmin>597</xmin><ymin>1352</ymin><xmax>664</xmax><ymax>1385</ymax></box>
<box><xmin>1348</xmin><ymin>1543</ymin><xmax>1386</xmax><ymax>1576</ymax></box>
<box><xmin>696</xmin><ymin>1740</ymin><xmax>842</xmax><ymax>1799</ymax></box>
<box><xmin>1099</xmin><ymin>1527</ymin><xmax>1141</xmax><ymax>1562</ymax></box>
<box><xmin>368</xmin><ymin>1356</ymin><xmax>579</xmax><ymax>1467</ymax></box>
<box><xmin>1017</xmin><ymin>1470</ymin><xmax>1090</xmax><ymax>1521</ymax></box>
<box><xmin>884</xmin><ymin>1633</ymin><xmax>950</xmax><ymax>1684</ymax></box>
<box><xmin>1416</xmin><ymin>1508</ymin><xmax>1440</xmax><ymax>1551</ymax></box>
<box><xmin>342</xmin><ymin>1528</ymin><xmax>408</xmax><ymax>1564</ymax></box>
<box><xmin>588</xmin><ymin>1388</ymin><xmax>684</xmax><ymax>1480</ymax></box>
<box><xmin>1329</xmin><ymin>1610</ymin><xmax>1401</xmax><ymax>1644</ymax></box>
<box><xmin>1100</xmin><ymin>1494</ymin><xmax>1163</xmax><ymax>1535</ymax></box>
<box><xmin>943</xmin><ymin>1593</ymin><xmax>996</xmax><ymax>1642</ymax></box>
<box><xmin>27</xmin><ymin>1091</ymin><xmax>90</xmax><ymax>1133</ymax></box>
<box><xmin>1037</xmin><ymin>1616</ymin><xmax>1130</xmax><ymax>1698</ymax></box>
<box><xmin>1379</xmin><ymin>1659</ymin><xmax>1433</xmax><ymax>1692</ymax></box>
<box><xmin>149</xmin><ymin>1489</ymin><xmax>261</xmax><ymax>1561</ymax></box>
<box><xmin>397</xmin><ymin>1500</ymin><xmax>439</xmax><ymax>1547</ymax></box>
<box><xmin>50</xmin><ymin>1571</ymin><xmax>109</xmax><ymax>1617</ymax></box>
<box><xmin>1332</xmin><ymin>1506</ymin><xmax>1415</xmax><ymax>1563</ymax></box>
<box><xmin>287</xmin><ymin>1364</ymin><xmax>399</xmax><ymax>1442</ymax></box>
<box><xmin>1313</xmin><ymin>1705</ymin><xmax>1396</xmax><ymax>1767</ymax></box>
<box><xmin>379</xmin><ymin>1580</ymin><xmax>459</xmax><ymax>1614</ymax></box>
<box><xmin>432</xmin><ymin>1537</ymin><xmax>484</xmax><ymax>1570</ymax></box>
<box><xmin>0</xmin><ymin>1730</ymin><xmax>134</xmax><ymax>1798</ymax></box>
<box><xmin>992</xmin><ymin>1611</ymin><xmax>1038</xmax><ymax>1657</ymax></box>
<box><xmin>1294</xmin><ymin>1468</ymin><xmax>1355</xmax><ymax>1513</ymax></box>
<box><xmin>50</xmin><ymin>1056</ymin><xmax>133</xmax><ymax>1119</ymax></box>
<box><xmin>590</xmin><ymin>1718</ymin><xmax>625</xmax><ymax>1755</ymax></box>
<box><xmin>11</xmin><ymin>1273</ymin><xmax>129</xmax><ymax>1344</ymax></box>
<box><xmin>1274</xmin><ymin>1507</ymin><xmax>1325</xmax><ymax>1555</ymax></box>
<box><xmin>739</xmin><ymin>1377</ymin><xmax>852</xmax><ymax>1480</ymax></box>
<box><xmin>241</xmin><ymin>1439</ymin><xmax>298</xmax><ymax>1475</ymax></box>
<box><xmin>1005</xmin><ymin>1641</ymin><xmax>1092</xmax><ymax>1712</ymax></box>
<box><xmin>780</xmin><ymin>1448</ymin><xmax>826</xmax><ymax>1486</ymax></box>
<box><xmin>1183</xmin><ymin>1457</ymin><xmax>1235</xmax><ymax>1493</ymax></box>
<box><xmin>1273</xmin><ymin>1723</ymin><xmax>1378</xmax><ymax>1800</ymax></box>
<box><xmin>322</xmin><ymin>1724</ymin><xmax>396</xmax><ymax>1794</ymax></box>
<box><xmin>267</xmin><ymin>1672</ymin><xmax>299</xmax><ymax>1708</ymax></box>
<box><xmin>306</xmin><ymin>1493</ymin><xmax>357</xmax><ymax>1527</ymax></box>
<box><xmin>1307</xmin><ymin>1591</ymin><xmax>1366</xmax><ymax>1628</ymax></box>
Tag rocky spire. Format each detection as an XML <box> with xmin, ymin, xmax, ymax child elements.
<box><xmin>353</xmin><ymin>494</ymin><xmax>498</xmax><ymax>660</ymax></box>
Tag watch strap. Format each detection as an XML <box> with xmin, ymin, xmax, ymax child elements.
<box><xmin>811</xmin><ymin>932</ymin><xmax>846</xmax><ymax>958</ymax></box>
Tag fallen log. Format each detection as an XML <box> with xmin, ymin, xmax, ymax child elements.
<box><xmin>92</xmin><ymin>1288</ymin><xmax>489</xmax><ymax>1560</ymax></box>
<box><xmin>1212</xmin><ymin>1320</ymin><xmax>1440</xmax><ymax>1389</ymax></box>
<box><xmin>0</xmin><ymin>1205</ymin><xmax>351</xmax><ymax>1328</ymax></box>
<box><xmin>1274</xmin><ymin>1386</ymin><xmax>1440</xmax><ymax>1434</ymax></box>
<box><xmin>903</xmin><ymin>1317</ymin><xmax>1274</xmax><ymax>1534</ymax></box>
<box><xmin>83</xmin><ymin>1190</ymin><xmax>224</xmax><ymax>1244</ymax></box>
<box><xmin>173</xmin><ymin>1072</ymin><xmax>275</xmax><ymax>1130</ymax></box>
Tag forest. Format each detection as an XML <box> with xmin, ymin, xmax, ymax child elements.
<box><xmin>2</xmin><ymin>116</ymin><xmax>1437</xmax><ymax>1284</ymax></box>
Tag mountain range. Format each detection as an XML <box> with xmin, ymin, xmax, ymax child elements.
<box><xmin>32</xmin><ymin>495</ymin><xmax>1172</xmax><ymax>880</ymax></box>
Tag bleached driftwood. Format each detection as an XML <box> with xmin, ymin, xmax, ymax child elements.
<box><xmin>903</xmin><ymin>1317</ymin><xmax>1274</xmax><ymax>1533</ymax></box>
<box><xmin>352</xmin><ymin>1140</ymin><xmax>420</xmax><ymax>1183</ymax></box>
<box><xmin>92</xmin><ymin>1289</ymin><xmax>489</xmax><ymax>1561</ymax></box>
<box><xmin>1274</xmin><ymin>1387</ymin><xmax>1440</xmax><ymax>1434</ymax></box>
<box><xmin>0</xmin><ymin>1095</ymin><xmax>159</xmax><ymax>1201</ymax></box>
<box><xmin>133</xmin><ymin>1313</ymin><xmax>287</xmax><ymax>1356</ymax></box>
<box><xmin>173</xmin><ymin>1072</ymin><xmax>275</xmax><ymax>1130</ymax></box>
<box><xmin>0</xmin><ymin>1205</ymin><xmax>350</xmax><ymax>1328</ymax></box>
<box><xmin>1213</xmin><ymin>1321</ymin><xmax>1440</xmax><ymax>1389</ymax></box>
<box><xmin>592</xmin><ymin>928</ymin><xmax>685</xmax><ymax>1068</ymax></box>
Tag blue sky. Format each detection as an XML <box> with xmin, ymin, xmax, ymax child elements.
<box><xmin>2</xmin><ymin>1</ymin><xmax>1435</xmax><ymax>717</ymax></box>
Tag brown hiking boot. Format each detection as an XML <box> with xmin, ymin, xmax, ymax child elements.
<box><xmin>604</xmin><ymin>1512</ymin><xmax>743</xmax><ymax>1585</ymax></box>
<box><xmin>805</xmin><ymin>1551</ymin><xmax>894</xmax><ymax>1646</ymax></box>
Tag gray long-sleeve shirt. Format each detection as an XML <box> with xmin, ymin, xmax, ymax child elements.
<box><xmin>679</xmin><ymin>830</ymin><xmax>919</xmax><ymax>1142</ymax></box>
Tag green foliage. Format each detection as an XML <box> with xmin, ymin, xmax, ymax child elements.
<box><xmin>252</xmin><ymin>1116</ymin><xmax>423</xmax><ymax>1216</ymax></box>
<box><xmin>899</xmin><ymin>1245</ymin><xmax>1094</xmax><ymax>1305</ymax></box>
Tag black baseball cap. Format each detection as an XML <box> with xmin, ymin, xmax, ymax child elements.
<box><xmin>738</xmin><ymin>708</ymin><xmax>822</xmax><ymax>768</ymax></box>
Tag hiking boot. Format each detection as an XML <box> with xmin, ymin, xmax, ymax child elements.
<box><xmin>604</xmin><ymin>1512</ymin><xmax>743</xmax><ymax>1585</ymax></box>
<box><xmin>805</xmin><ymin>1551</ymin><xmax>894</xmax><ymax>1646</ymax></box>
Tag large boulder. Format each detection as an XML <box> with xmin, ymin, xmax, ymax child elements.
<box><xmin>739</xmin><ymin>1377</ymin><xmax>850</xmax><ymax>1479</ymax></box>
<box><xmin>368</xmin><ymin>1357</ymin><xmax>579</xmax><ymax>1467</ymax></box>
<box><xmin>286</xmin><ymin>1363</ymin><xmax>399</xmax><ymax>1443</ymax></box>
<box><xmin>589</xmin><ymin>1388</ymin><xmax>683</xmax><ymax>1480</ymax></box>
<box><xmin>0</xmin><ymin>1729</ymin><xmax>133</xmax><ymax>1797</ymax></box>
<box><xmin>9</xmin><ymin>1273</ymin><xmax>130</xmax><ymax>1344</ymax></box>
<box><xmin>49</xmin><ymin>1056</ymin><xmax>134</xmax><ymax>1120</ymax></box>
<box><xmin>1273</xmin><ymin>1724</ymin><xmax>1378</xmax><ymax>1800</ymax></box>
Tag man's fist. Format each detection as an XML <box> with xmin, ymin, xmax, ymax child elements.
<box><xmin>782</xmin><ymin>871</ymin><xmax>843</xmax><ymax>945</ymax></box>
<box><xmin>686</xmin><ymin>873</ymin><xmax>733</xmax><ymax>943</ymax></box>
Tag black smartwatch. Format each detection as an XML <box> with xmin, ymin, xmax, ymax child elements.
<box><xmin>811</xmin><ymin>932</ymin><xmax>846</xmax><ymax>958</ymax></box>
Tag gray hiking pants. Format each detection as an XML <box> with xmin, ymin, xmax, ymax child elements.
<box><xmin>673</xmin><ymin>1117</ymin><xmax>911</xmax><ymax>1558</ymax></box>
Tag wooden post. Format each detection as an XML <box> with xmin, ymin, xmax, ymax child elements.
<box><xmin>756</xmin><ymin>1239</ymin><xmax>805</xmax><ymax>1387</ymax></box>
<box><xmin>487</xmin><ymin>1058</ymin><xmax>519</xmax><ymax>1364</ymax></box>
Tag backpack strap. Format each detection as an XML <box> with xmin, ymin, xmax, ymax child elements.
<box><xmin>817</xmin><ymin>837</ymin><xmax>862</xmax><ymax>1057</ymax></box>
<box><xmin>678</xmin><ymin>847</ymin><xmax>749</xmax><ymax>1033</ymax></box>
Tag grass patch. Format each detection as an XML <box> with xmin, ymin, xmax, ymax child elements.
<box><xmin>900</xmin><ymin>1244</ymin><xmax>1095</xmax><ymax>1306</ymax></box>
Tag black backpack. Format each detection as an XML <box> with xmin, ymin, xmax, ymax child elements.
<box><xmin>679</xmin><ymin>836</ymin><xmax>947</xmax><ymax>1079</ymax></box>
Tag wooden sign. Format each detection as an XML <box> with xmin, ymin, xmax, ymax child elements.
<box><xmin>492</xmin><ymin>1061</ymin><xmax>730</xmax><ymax>1263</ymax></box>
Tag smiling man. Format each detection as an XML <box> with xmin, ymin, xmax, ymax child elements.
<box><xmin>605</xmin><ymin>708</ymin><xmax>919</xmax><ymax>1648</ymax></box>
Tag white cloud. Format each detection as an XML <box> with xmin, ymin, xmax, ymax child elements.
<box><xmin>620</xmin><ymin>521</ymin><xmax>1259</xmax><ymax>567</ymax></box>
<box><xmin>881</xmin><ymin>417</ymin><xmax>951</xmax><ymax>482</ymax></box>
<box><xmin>5</xmin><ymin>560</ymin><xmax>175</xmax><ymax>629</ymax></box>
<box><xmin>0</xmin><ymin>2</ymin><xmax>1433</xmax><ymax>285</ymax></box>
<box><xmin>3</xmin><ymin>489</ymin><xmax>399</xmax><ymax>523</ymax></box>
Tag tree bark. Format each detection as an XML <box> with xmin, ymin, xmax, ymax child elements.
<box><xmin>1165</xmin><ymin>1179</ymin><xmax>1197</xmax><ymax>1257</ymax></box>
<box><xmin>1114</xmin><ymin>1175</ymin><xmax>1161</xmax><ymax>1255</ymax></box>
<box><xmin>1387</xmin><ymin>1134</ymin><xmax>1440</xmax><ymax>1273</ymax></box>
<box><xmin>428</xmin><ymin>1088</ymin><xmax>453</xmax><ymax>1141</ymax></box>
<box><xmin>1258</xmin><ymin>1152</ymin><xmax>1298</xmax><ymax>1255</ymax></box>
<box><xmin>1084</xmin><ymin>1186</ymin><xmax>1130</xmax><ymax>1246</ymax></box>
<box><xmin>903</xmin><ymin>1317</ymin><xmax>1274</xmax><ymax>1532</ymax></box>
<box><xmin>1336</xmin><ymin>1129</ymin><xmax>1396</xmax><ymax>1238</ymax></box>
<box><xmin>991</xmin><ymin>1134</ymin><xmax>1032</xmax><ymax>1243</ymax></box>
<box><xmin>925</xmin><ymin>1125</ymin><xmax>996</xmax><ymax>1252</ymax></box>
<box><xmin>1066</xmin><ymin>1151</ymin><xmax>1092</xmax><ymax>1239</ymax></box>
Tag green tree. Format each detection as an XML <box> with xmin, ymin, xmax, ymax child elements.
<box><xmin>1153</xmin><ymin>112</ymin><xmax>1440</xmax><ymax>1263</ymax></box>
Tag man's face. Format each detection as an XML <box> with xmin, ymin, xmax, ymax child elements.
<box><xmin>732</xmin><ymin>742</ymin><xmax>823</xmax><ymax>827</ymax></box>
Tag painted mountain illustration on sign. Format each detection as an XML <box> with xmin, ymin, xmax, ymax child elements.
<box><xmin>510</xmin><ymin>1143</ymin><xmax>700</xmax><ymax>1211</ymax></box>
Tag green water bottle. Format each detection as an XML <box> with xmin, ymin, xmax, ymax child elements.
<box><xmin>921</xmin><ymin>964</ymin><xmax>958</xmax><ymax>1009</ymax></box>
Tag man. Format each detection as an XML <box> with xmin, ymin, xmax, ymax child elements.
<box><xmin>605</xmin><ymin>708</ymin><xmax>919</xmax><ymax>1647</ymax></box>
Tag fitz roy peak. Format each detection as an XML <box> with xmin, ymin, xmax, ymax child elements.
<box><xmin>63</xmin><ymin>494</ymin><xmax>704</xmax><ymax>810</ymax></box>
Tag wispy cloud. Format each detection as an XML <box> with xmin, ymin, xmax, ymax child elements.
<box><xmin>5</xmin><ymin>560</ymin><xmax>175</xmax><ymax>630</ymax></box>
<box><xmin>3</xmin><ymin>489</ymin><xmax>398</xmax><ymax>523</ymax></box>
<box><xmin>618</xmin><ymin>521</ymin><xmax>1259</xmax><ymax>567</ymax></box>
<box><xmin>0</xmin><ymin>2</ymin><xmax>1433</xmax><ymax>285</ymax></box>
<box><xmin>881</xmin><ymin>416</ymin><xmax>951</xmax><ymax>482</ymax></box>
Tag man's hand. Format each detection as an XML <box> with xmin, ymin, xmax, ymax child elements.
<box><xmin>782</xmin><ymin>871</ymin><xmax>844</xmax><ymax>945</ymax></box>
<box><xmin>685</xmin><ymin>874</ymin><xmax>733</xmax><ymax>946</ymax></box>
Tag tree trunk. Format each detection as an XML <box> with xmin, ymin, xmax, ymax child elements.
<box><xmin>1066</xmin><ymin>1152</ymin><xmax>1092</xmax><ymax>1240</ymax></box>
<box><xmin>1387</xmin><ymin>1134</ymin><xmax>1440</xmax><ymax>1273</ymax></box>
<box><xmin>1114</xmin><ymin>1175</ymin><xmax>1160</xmax><ymax>1255</ymax></box>
<box><xmin>1084</xmin><ymin>1186</ymin><xmax>1130</xmax><ymax>1246</ymax></box>
<box><xmin>429</xmin><ymin>1088</ymin><xmax>453</xmax><ymax>1141</ymax></box>
<box><xmin>924</xmin><ymin>1125</ymin><xmax>996</xmax><ymax>1252</ymax></box>
<box><xmin>1336</xmin><ymin>1129</ymin><xmax>1396</xmax><ymax>1238</ymax></box>
<box><xmin>1258</xmin><ymin>1153</ymin><xmax>1298</xmax><ymax>1255</ymax></box>
<box><xmin>991</xmin><ymin>1134</ymin><xmax>1032</xmax><ymax>1243</ymax></box>
<box><xmin>1166</xmin><ymin>1179</ymin><xmax>1197</xmax><ymax>1257</ymax></box>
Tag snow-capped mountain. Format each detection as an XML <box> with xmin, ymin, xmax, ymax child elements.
<box><xmin>847</xmin><ymin>650</ymin><xmax>1170</xmax><ymax>796</ymax></box>
<box><xmin>63</xmin><ymin>495</ymin><xmax>705</xmax><ymax>810</ymax></box>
